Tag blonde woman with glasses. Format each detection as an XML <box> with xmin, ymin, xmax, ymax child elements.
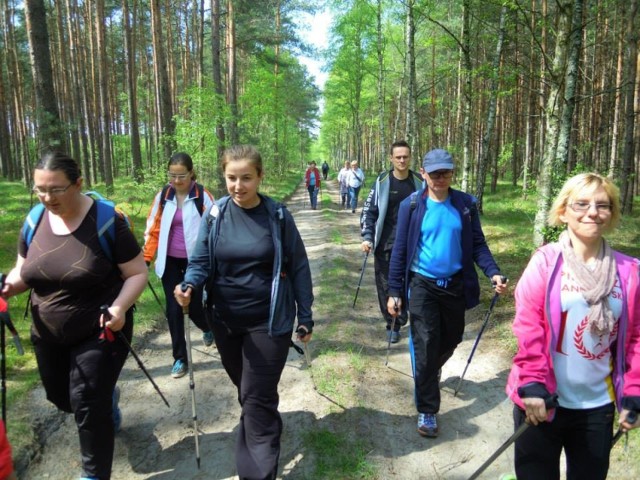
<box><xmin>506</xmin><ymin>172</ymin><xmax>640</xmax><ymax>479</ymax></box>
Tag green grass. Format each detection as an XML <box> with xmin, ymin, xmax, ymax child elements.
<box><xmin>303</xmin><ymin>429</ymin><xmax>377</xmax><ymax>479</ymax></box>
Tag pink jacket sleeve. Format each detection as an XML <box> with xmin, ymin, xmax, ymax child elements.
<box><xmin>508</xmin><ymin>249</ymin><xmax>556</xmax><ymax>400</ymax></box>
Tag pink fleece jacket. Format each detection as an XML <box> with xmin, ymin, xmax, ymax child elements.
<box><xmin>506</xmin><ymin>242</ymin><xmax>640</xmax><ymax>412</ymax></box>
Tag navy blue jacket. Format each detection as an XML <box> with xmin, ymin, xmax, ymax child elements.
<box><xmin>184</xmin><ymin>195</ymin><xmax>314</xmax><ymax>336</ymax></box>
<box><xmin>387</xmin><ymin>187</ymin><xmax>501</xmax><ymax>310</ymax></box>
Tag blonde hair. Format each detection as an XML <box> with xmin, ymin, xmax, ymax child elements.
<box><xmin>548</xmin><ymin>172</ymin><xmax>621</xmax><ymax>231</ymax></box>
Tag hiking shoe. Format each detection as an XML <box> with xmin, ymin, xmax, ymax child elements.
<box><xmin>112</xmin><ymin>386</ymin><xmax>122</xmax><ymax>433</ymax></box>
<box><xmin>387</xmin><ymin>330</ymin><xmax>400</xmax><ymax>343</ymax></box>
<box><xmin>171</xmin><ymin>359</ymin><xmax>187</xmax><ymax>378</ymax></box>
<box><xmin>417</xmin><ymin>413</ymin><xmax>439</xmax><ymax>437</ymax></box>
<box><xmin>203</xmin><ymin>330</ymin><xmax>214</xmax><ymax>347</ymax></box>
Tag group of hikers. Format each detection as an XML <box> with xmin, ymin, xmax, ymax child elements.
<box><xmin>0</xmin><ymin>140</ymin><xmax>639</xmax><ymax>480</ymax></box>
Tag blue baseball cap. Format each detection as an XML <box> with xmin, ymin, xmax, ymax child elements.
<box><xmin>422</xmin><ymin>149</ymin><xmax>454</xmax><ymax>173</ymax></box>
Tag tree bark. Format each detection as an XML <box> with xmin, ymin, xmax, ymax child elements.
<box><xmin>25</xmin><ymin>0</ymin><xmax>65</xmax><ymax>154</ymax></box>
<box><xmin>532</xmin><ymin>0</ymin><xmax>574</xmax><ymax>246</ymax></box>
<box><xmin>620</xmin><ymin>0</ymin><xmax>638</xmax><ymax>212</ymax></box>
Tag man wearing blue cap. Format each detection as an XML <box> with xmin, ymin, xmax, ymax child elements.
<box><xmin>386</xmin><ymin>148</ymin><xmax>508</xmax><ymax>438</ymax></box>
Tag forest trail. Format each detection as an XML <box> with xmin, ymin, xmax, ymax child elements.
<box><xmin>18</xmin><ymin>179</ymin><xmax>638</xmax><ymax>480</ymax></box>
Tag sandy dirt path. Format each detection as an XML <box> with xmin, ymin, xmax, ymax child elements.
<box><xmin>18</xmin><ymin>179</ymin><xmax>637</xmax><ymax>479</ymax></box>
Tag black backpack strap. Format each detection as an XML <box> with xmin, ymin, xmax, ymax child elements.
<box><xmin>194</xmin><ymin>183</ymin><xmax>205</xmax><ymax>215</ymax></box>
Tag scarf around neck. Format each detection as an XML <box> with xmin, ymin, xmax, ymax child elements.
<box><xmin>559</xmin><ymin>230</ymin><xmax>617</xmax><ymax>335</ymax></box>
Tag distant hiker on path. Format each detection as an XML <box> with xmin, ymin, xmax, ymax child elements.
<box><xmin>337</xmin><ymin>160</ymin><xmax>351</xmax><ymax>209</ymax></box>
<box><xmin>346</xmin><ymin>160</ymin><xmax>365</xmax><ymax>213</ymax></box>
<box><xmin>175</xmin><ymin>145</ymin><xmax>314</xmax><ymax>480</ymax></box>
<box><xmin>143</xmin><ymin>152</ymin><xmax>215</xmax><ymax>379</ymax></box>
<box><xmin>387</xmin><ymin>148</ymin><xmax>507</xmax><ymax>439</ymax></box>
<box><xmin>305</xmin><ymin>161</ymin><xmax>321</xmax><ymax>210</ymax></box>
<box><xmin>360</xmin><ymin>140</ymin><xmax>423</xmax><ymax>344</ymax></box>
<box><xmin>506</xmin><ymin>173</ymin><xmax>640</xmax><ymax>480</ymax></box>
<box><xmin>322</xmin><ymin>161</ymin><xmax>329</xmax><ymax>180</ymax></box>
<box><xmin>1</xmin><ymin>151</ymin><xmax>148</xmax><ymax>480</ymax></box>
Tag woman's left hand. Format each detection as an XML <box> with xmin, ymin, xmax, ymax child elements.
<box><xmin>101</xmin><ymin>306</ymin><xmax>125</xmax><ymax>332</ymax></box>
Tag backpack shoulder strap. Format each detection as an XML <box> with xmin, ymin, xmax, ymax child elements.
<box><xmin>94</xmin><ymin>198</ymin><xmax>118</xmax><ymax>262</ymax></box>
<box><xmin>194</xmin><ymin>183</ymin><xmax>205</xmax><ymax>215</ymax></box>
<box><xmin>159</xmin><ymin>184</ymin><xmax>171</xmax><ymax>210</ymax></box>
<box><xmin>23</xmin><ymin>203</ymin><xmax>46</xmax><ymax>248</ymax></box>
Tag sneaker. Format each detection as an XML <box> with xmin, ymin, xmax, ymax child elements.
<box><xmin>171</xmin><ymin>359</ymin><xmax>187</xmax><ymax>378</ymax></box>
<box><xmin>387</xmin><ymin>330</ymin><xmax>400</xmax><ymax>344</ymax></box>
<box><xmin>417</xmin><ymin>413</ymin><xmax>439</xmax><ymax>437</ymax></box>
<box><xmin>203</xmin><ymin>331</ymin><xmax>214</xmax><ymax>347</ymax></box>
<box><xmin>112</xmin><ymin>386</ymin><xmax>121</xmax><ymax>433</ymax></box>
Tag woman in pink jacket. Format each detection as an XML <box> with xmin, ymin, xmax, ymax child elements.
<box><xmin>506</xmin><ymin>173</ymin><xmax>640</xmax><ymax>480</ymax></box>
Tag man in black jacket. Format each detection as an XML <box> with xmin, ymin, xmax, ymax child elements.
<box><xmin>360</xmin><ymin>140</ymin><xmax>423</xmax><ymax>343</ymax></box>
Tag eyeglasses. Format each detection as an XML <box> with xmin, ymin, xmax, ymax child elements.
<box><xmin>167</xmin><ymin>172</ymin><xmax>190</xmax><ymax>181</ymax></box>
<box><xmin>428</xmin><ymin>170</ymin><xmax>454</xmax><ymax>180</ymax></box>
<box><xmin>32</xmin><ymin>184</ymin><xmax>73</xmax><ymax>197</ymax></box>
<box><xmin>569</xmin><ymin>201</ymin><xmax>612</xmax><ymax>213</ymax></box>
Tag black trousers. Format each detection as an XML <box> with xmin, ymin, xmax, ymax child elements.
<box><xmin>161</xmin><ymin>256</ymin><xmax>210</xmax><ymax>365</ymax></box>
<box><xmin>32</xmin><ymin>310</ymin><xmax>133</xmax><ymax>480</ymax></box>
<box><xmin>212</xmin><ymin>320</ymin><xmax>290</xmax><ymax>480</ymax></box>
<box><xmin>408</xmin><ymin>272</ymin><xmax>465</xmax><ymax>413</ymax></box>
<box><xmin>374</xmin><ymin>248</ymin><xmax>407</xmax><ymax>330</ymax></box>
<box><xmin>513</xmin><ymin>403</ymin><xmax>614</xmax><ymax>480</ymax></box>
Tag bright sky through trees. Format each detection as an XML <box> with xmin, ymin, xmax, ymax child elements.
<box><xmin>296</xmin><ymin>8</ymin><xmax>332</xmax><ymax>91</ymax></box>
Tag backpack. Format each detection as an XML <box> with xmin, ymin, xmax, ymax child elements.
<box><xmin>159</xmin><ymin>183</ymin><xmax>206</xmax><ymax>215</ymax></box>
<box><xmin>22</xmin><ymin>190</ymin><xmax>132</xmax><ymax>263</ymax></box>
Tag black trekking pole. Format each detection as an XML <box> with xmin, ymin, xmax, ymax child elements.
<box><xmin>99</xmin><ymin>305</ymin><xmax>170</xmax><ymax>408</ymax></box>
<box><xmin>0</xmin><ymin>274</ymin><xmax>25</xmax><ymax>426</ymax></box>
<box><xmin>612</xmin><ymin>410</ymin><xmax>638</xmax><ymax>448</ymax></box>
<box><xmin>454</xmin><ymin>277</ymin><xmax>507</xmax><ymax>397</ymax></box>
<box><xmin>180</xmin><ymin>283</ymin><xmax>201</xmax><ymax>469</ymax></box>
<box><xmin>147</xmin><ymin>281</ymin><xmax>167</xmax><ymax>319</ymax></box>
<box><xmin>352</xmin><ymin>251</ymin><xmax>369</xmax><ymax>308</ymax></box>
<box><xmin>467</xmin><ymin>395</ymin><xmax>559</xmax><ymax>480</ymax></box>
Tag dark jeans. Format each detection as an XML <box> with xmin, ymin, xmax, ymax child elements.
<box><xmin>408</xmin><ymin>272</ymin><xmax>465</xmax><ymax>413</ymax></box>
<box><xmin>374</xmin><ymin>248</ymin><xmax>407</xmax><ymax>330</ymax></box>
<box><xmin>161</xmin><ymin>256</ymin><xmax>210</xmax><ymax>365</ymax></box>
<box><xmin>307</xmin><ymin>185</ymin><xmax>319</xmax><ymax>209</ymax></box>
<box><xmin>513</xmin><ymin>402</ymin><xmax>614</xmax><ymax>480</ymax></box>
<box><xmin>340</xmin><ymin>191</ymin><xmax>348</xmax><ymax>207</ymax></box>
<box><xmin>348</xmin><ymin>186</ymin><xmax>361</xmax><ymax>210</ymax></box>
<box><xmin>211</xmin><ymin>320</ymin><xmax>290</xmax><ymax>480</ymax></box>
<box><xmin>32</xmin><ymin>310</ymin><xmax>133</xmax><ymax>480</ymax></box>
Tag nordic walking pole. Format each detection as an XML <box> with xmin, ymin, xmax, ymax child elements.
<box><xmin>352</xmin><ymin>251</ymin><xmax>369</xmax><ymax>308</ymax></box>
<box><xmin>467</xmin><ymin>395</ymin><xmax>559</xmax><ymax>480</ymax></box>
<box><xmin>147</xmin><ymin>280</ymin><xmax>167</xmax><ymax>319</ymax></box>
<box><xmin>0</xmin><ymin>273</ymin><xmax>25</xmax><ymax>426</ymax></box>
<box><xmin>612</xmin><ymin>410</ymin><xmax>638</xmax><ymax>448</ymax></box>
<box><xmin>180</xmin><ymin>283</ymin><xmax>201</xmax><ymax>469</ymax></box>
<box><xmin>454</xmin><ymin>276</ymin><xmax>507</xmax><ymax>397</ymax></box>
<box><xmin>385</xmin><ymin>301</ymin><xmax>399</xmax><ymax>366</ymax></box>
<box><xmin>99</xmin><ymin>306</ymin><xmax>170</xmax><ymax>408</ymax></box>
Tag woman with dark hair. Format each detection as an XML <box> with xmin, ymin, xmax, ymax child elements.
<box><xmin>175</xmin><ymin>145</ymin><xmax>314</xmax><ymax>480</ymax></box>
<box><xmin>143</xmin><ymin>152</ymin><xmax>215</xmax><ymax>378</ymax></box>
<box><xmin>506</xmin><ymin>172</ymin><xmax>640</xmax><ymax>479</ymax></box>
<box><xmin>1</xmin><ymin>151</ymin><xmax>147</xmax><ymax>480</ymax></box>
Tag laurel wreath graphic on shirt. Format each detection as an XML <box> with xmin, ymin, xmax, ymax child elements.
<box><xmin>573</xmin><ymin>316</ymin><xmax>619</xmax><ymax>360</ymax></box>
